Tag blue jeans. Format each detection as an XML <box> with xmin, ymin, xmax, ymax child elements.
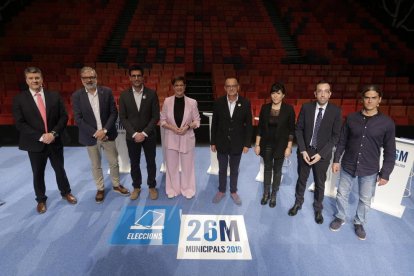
<box><xmin>335</xmin><ymin>169</ymin><xmax>378</xmax><ymax>225</ymax></box>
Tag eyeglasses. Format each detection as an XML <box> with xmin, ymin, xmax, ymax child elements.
<box><xmin>130</xmin><ymin>74</ymin><xmax>143</xmax><ymax>79</ymax></box>
<box><xmin>225</xmin><ymin>85</ymin><xmax>238</xmax><ymax>89</ymax></box>
<box><xmin>81</xmin><ymin>76</ymin><xmax>97</xmax><ymax>80</ymax></box>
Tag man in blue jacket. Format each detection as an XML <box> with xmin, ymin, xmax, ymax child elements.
<box><xmin>72</xmin><ymin>67</ymin><xmax>130</xmax><ymax>203</ymax></box>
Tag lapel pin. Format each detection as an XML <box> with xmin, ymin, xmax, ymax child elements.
<box><xmin>143</xmin><ymin>95</ymin><xmax>146</xmax><ymax>99</ymax></box>
<box><xmin>237</xmin><ymin>103</ymin><xmax>241</xmax><ymax>107</ymax></box>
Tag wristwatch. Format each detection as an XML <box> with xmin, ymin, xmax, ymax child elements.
<box><xmin>51</xmin><ymin>131</ymin><xmax>58</xmax><ymax>137</ymax></box>
<box><xmin>103</xmin><ymin>128</ymin><xmax>107</xmax><ymax>134</ymax></box>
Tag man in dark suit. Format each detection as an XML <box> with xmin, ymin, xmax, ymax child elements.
<box><xmin>72</xmin><ymin>67</ymin><xmax>130</xmax><ymax>203</ymax></box>
<box><xmin>288</xmin><ymin>81</ymin><xmax>342</xmax><ymax>224</ymax></box>
<box><xmin>13</xmin><ymin>66</ymin><xmax>77</xmax><ymax>214</ymax></box>
<box><xmin>210</xmin><ymin>77</ymin><xmax>253</xmax><ymax>205</ymax></box>
<box><xmin>119</xmin><ymin>65</ymin><xmax>160</xmax><ymax>201</ymax></box>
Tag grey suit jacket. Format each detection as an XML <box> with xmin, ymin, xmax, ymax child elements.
<box><xmin>118</xmin><ymin>86</ymin><xmax>160</xmax><ymax>140</ymax></box>
<box><xmin>295</xmin><ymin>101</ymin><xmax>342</xmax><ymax>160</ymax></box>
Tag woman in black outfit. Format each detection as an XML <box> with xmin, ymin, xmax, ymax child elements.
<box><xmin>254</xmin><ymin>83</ymin><xmax>295</xmax><ymax>207</ymax></box>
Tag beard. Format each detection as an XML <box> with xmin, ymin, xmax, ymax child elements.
<box><xmin>85</xmin><ymin>83</ymin><xmax>97</xmax><ymax>90</ymax></box>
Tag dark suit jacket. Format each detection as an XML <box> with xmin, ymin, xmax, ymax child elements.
<box><xmin>13</xmin><ymin>89</ymin><xmax>68</xmax><ymax>152</ymax></box>
<box><xmin>72</xmin><ymin>86</ymin><xmax>118</xmax><ymax>146</ymax></box>
<box><xmin>118</xmin><ymin>86</ymin><xmax>160</xmax><ymax>140</ymax></box>
<box><xmin>257</xmin><ymin>102</ymin><xmax>295</xmax><ymax>158</ymax></box>
<box><xmin>296</xmin><ymin>101</ymin><xmax>342</xmax><ymax>160</ymax></box>
<box><xmin>210</xmin><ymin>95</ymin><xmax>253</xmax><ymax>154</ymax></box>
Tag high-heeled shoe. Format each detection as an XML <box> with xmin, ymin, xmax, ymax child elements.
<box><xmin>261</xmin><ymin>185</ymin><xmax>270</xmax><ymax>205</ymax></box>
<box><xmin>269</xmin><ymin>191</ymin><xmax>277</xmax><ymax>208</ymax></box>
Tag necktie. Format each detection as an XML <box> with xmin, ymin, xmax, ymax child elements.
<box><xmin>310</xmin><ymin>108</ymin><xmax>323</xmax><ymax>148</ymax></box>
<box><xmin>35</xmin><ymin>92</ymin><xmax>48</xmax><ymax>132</ymax></box>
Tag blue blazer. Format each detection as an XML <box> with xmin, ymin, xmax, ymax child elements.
<box><xmin>72</xmin><ymin>86</ymin><xmax>118</xmax><ymax>146</ymax></box>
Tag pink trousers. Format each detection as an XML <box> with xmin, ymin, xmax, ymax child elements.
<box><xmin>165</xmin><ymin>148</ymin><xmax>196</xmax><ymax>198</ymax></box>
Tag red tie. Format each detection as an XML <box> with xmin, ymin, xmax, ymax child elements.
<box><xmin>35</xmin><ymin>92</ymin><xmax>48</xmax><ymax>132</ymax></box>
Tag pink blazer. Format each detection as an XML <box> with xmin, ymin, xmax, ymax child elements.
<box><xmin>160</xmin><ymin>95</ymin><xmax>200</xmax><ymax>153</ymax></box>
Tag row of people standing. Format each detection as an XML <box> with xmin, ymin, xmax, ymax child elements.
<box><xmin>209</xmin><ymin>79</ymin><xmax>340</xmax><ymax>214</ymax></box>
<box><xmin>12</xmin><ymin>65</ymin><xmax>396</xmax><ymax>241</ymax></box>
<box><xmin>73</xmin><ymin>65</ymin><xmax>201</xmax><ymax>203</ymax></box>
<box><xmin>12</xmin><ymin>65</ymin><xmax>200</xmax><ymax>214</ymax></box>
<box><xmin>241</xmin><ymin>78</ymin><xmax>396</xmax><ymax>240</ymax></box>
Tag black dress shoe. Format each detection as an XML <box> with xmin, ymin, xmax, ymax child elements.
<box><xmin>315</xmin><ymin>211</ymin><xmax>324</xmax><ymax>224</ymax></box>
<box><xmin>260</xmin><ymin>193</ymin><xmax>269</xmax><ymax>205</ymax></box>
<box><xmin>288</xmin><ymin>204</ymin><xmax>301</xmax><ymax>216</ymax></box>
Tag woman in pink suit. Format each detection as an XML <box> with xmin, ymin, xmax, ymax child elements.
<box><xmin>160</xmin><ymin>76</ymin><xmax>200</xmax><ymax>199</ymax></box>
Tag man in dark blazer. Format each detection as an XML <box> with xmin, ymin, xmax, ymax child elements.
<box><xmin>72</xmin><ymin>67</ymin><xmax>130</xmax><ymax>203</ymax></box>
<box><xmin>288</xmin><ymin>81</ymin><xmax>342</xmax><ymax>224</ymax></box>
<box><xmin>210</xmin><ymin>77</ymin><xmax>253</xmax><ymax>205</ymax></box>
<box><xmin>119</xmin><ymin>65</ymin><xmax>160</xmax><ymax>201</ymax></box>
<box><xmin>13</xmin><ymin>66</ymin><xmax>77</xmax><ymax>214</ymax></box>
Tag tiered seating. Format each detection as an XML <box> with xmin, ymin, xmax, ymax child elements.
<box><xmin>276</xmin><ymin>0</ymin><xmax>414</xmax><ymax>65</ymax></box>
<box><xmin>0</xmin><ymin>0</ymin><xmax>121</xmax><ymax>64</ymax></box>
<box><xmin>122</xmin><ymin>0</ymin><xmax>285</xmax><ymax>70</ymax></box>
<box><xmin>209</xmin><ymin>0</ymin><xmax>414</xmax><ymax>126</ymax></box>
<box><xmin>0</xmin><ymin>0</ymin><xmax>122</xmax><ymax>125</ymax></box>
<box><xmin>211</xmin><ymin>62</ymin><xmax>414</xmax><ymax>123</ymax></box>
<box><xmin>1</xmin><ymin>0</ymin><xmax>413</xmax><ymax>128</ymax></box>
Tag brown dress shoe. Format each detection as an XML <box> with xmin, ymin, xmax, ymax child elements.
<box><xmin>130</xmin><ymin>188</ymin><xmax>141</xmax><ymax>200</ymax></box>
<box><xmin>113</xmin><ymin>185</ymin><xmax>130</xmax><ymax>196</ymax></box>
<box><xmin>62</xmin><ymin>193</ymin><xmax>77</xmax><ymax>204</ymax></box>
<box><xmin>95</xmin><ymin>190</ymin><xmax>105</xmax><ymax>203</ymax></box>
<box><xmin>37</xmin><ymin>202</ymin><xmax>47</xmax><ymax>214</ymax></box>
<box><xmin>149</xmin><ymin>188</ymin><xmax>158</xmax><ymax>200</ymax></box>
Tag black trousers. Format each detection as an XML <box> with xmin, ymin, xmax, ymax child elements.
<box><xmin>263</xmin><ymin>146</ymin><xmax>284</xmax><ymax>192</ymax></box>
<box><xmin>217</xmin><ymin>152</ymin><xmax>242</xmax><ymax>193</ymax></box>
<box><xmin>126</xmin><ymin>136</ymin><xmax>157</xmax><ymax>189</ymax></box>
<box><xmin>294</xmin><ymin>148</ymin><xmax>330</xmax><ymax>211</ymax></box>
<box><xmin>28</xmin><ymin>145</ymin><xmax>71</xmax><ymax>203</ymax></box>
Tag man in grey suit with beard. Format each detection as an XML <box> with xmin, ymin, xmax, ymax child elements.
<box><xmin>288</xmin><ymin>81</ymin><xmax>342</xmax><ymax>224</ymax></box>
<box><xmin>72</xmin><ymin>66</ymin><xmax>130</xmax><ymax>203</ymax></box>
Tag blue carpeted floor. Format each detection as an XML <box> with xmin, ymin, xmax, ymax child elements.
<box><xmin>0</xmin><ymin>146</ymin><xmax>413</xmax><ymax>276</ymax></box>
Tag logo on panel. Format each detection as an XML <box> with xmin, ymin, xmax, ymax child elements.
<box><xmin>110</xmin><ymin>206</ymin><xmax>181</xmax><ymax>245</ymax></box>
<box><xmin>177</xmin><ymin>215</ymin><xmax>252</xmax><ymax>260</ymax></box>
